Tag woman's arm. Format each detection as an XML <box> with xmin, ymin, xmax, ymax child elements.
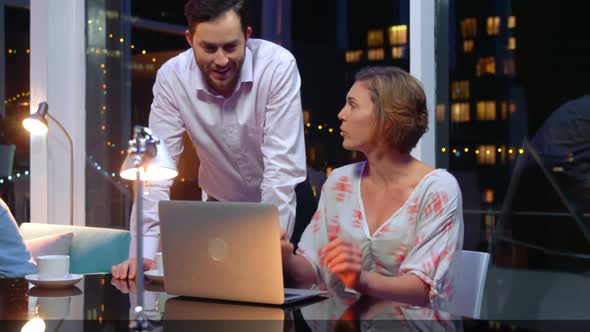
<box><xmin>357</xmin><ymin>271</ymin><xmax>430</xmax><ymax>307</ymax></box>
<box><xmin>321</xmin><ymin>237</ymin><xmax>430</xmax><ymax>307</ymax></box>
<box><xmin>281</xmin><ymin>231</ymin><xmax>318</xmax><ymax>287</ymax></box>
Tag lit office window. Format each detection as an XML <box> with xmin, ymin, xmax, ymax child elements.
<box><xmin>388</xmin><ymin>25</ymin><xmax>407</xmax><ymax>45</ymax></box>
<box><xmin>367</xmin><ymin>29</ymin><xmax>384</xmax><ymax>47</ymax></box>
<box><xmin>463</xmin><ymin>39</ymin><xmax>474</xmax><ymax>53</ymax></box>
<box><xmin>508</xmin><ymin>37</ymin><xmax>516</xmax><ymax>50</ymax></box>
<box><xmin>476</xmin><ymin>101</ymin><xmax>497</xmax><ymax>121</ymax></box>
<box><xmin>436</xmin><ymin>104</ymin><xmax>446</xmax><ymax>122</ymax></box>
<box><xmin>303</xmin><ymin>110</ymin><xmax>311</xmax><ymax>124</ymax></box>
<box><xmin>504</xmin><ymin>59</ymin><xmax>515</xmax><ymax>75</ymax></box>
<box><xmin>508</xmin><ymin>15</ymin><xmax>516</xmax><ymax>29</ymax></box>
<box><xmin>501</xmin><ymin>101</ymin><xmax>518</xmax><ymax>119</ymax></box>
<box><xmin>477</xmin><ymin>145</ymin><xmax>497</xmax><ymax>165</ymax></box>
<box><xmin>487</xmin><ymin>16</ymin><xmax>500</xmax><ymax>35</ymax></box>
<box><xmin>451</xmin><ymin>80</ymin><xmax>470</xmax><ymax>100</ymax></box>
<box><xmin>509</xmin><ymin>102</ymin><xmax>517</xmax><ymax>115</ymax></box>
<box><xmin>451</xmin><ymin>102</ymin><xmax>471</xmax><ymax>123</ymax></box>
<box><xmin>476</xmin><ymin>57</ymin><xmax>496</xmax><ymax>76</ymax></box>
<box><xmin>461</xmin><ymin>18</ymin><xmax>477</xmax><ymax>38</ymax></box>
<box><xmin>367</xmin><ymin>48</ymin><xmax>384</xmax><ymax>61</ymax></box>
<box><xmin>391</xmin><ymin>46</ymin><xmax>405</xmax><ymax>59</ymax></box>
<box><xmin>345</xmin><ymin>50</ymin><xmax>363</xmax><ymax>63</ymax></box>
<box><xmin>483</xmin><ymin>188</ymin><xmax>494</xmax><ymax>203</ymax></box>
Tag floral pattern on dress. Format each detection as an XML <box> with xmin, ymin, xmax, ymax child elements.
<box><xmin>297</xmin><ymin>161</ymin><xmax>464</xmax><ymax>310</ymax></box>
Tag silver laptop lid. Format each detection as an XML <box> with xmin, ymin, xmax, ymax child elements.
<box><xmin>159</xmin><ymin>201</ymin><xmax>285</xmax><ymax>304</ymax></box>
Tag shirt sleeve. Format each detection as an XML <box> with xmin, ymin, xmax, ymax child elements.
<box><xmin>0</xmin><ymin>199</ymin><xmax>36</xmax><ymax>277</ymax></box>
<box><xmin>260</xmin><ymin>57</ymin><xmax>307</xmax><ymax>237</ymax></box>
<box><xmin>128</xmin><ymin>66</ymin><xmax>185</xmax><ymax>260</ymax></box>
<box><xmin>399</xmin><ymin>174</ymin><xmax>464</xmax><ymax>306</ymax></box>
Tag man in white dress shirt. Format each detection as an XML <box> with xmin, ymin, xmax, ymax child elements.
<box><xmin>112</xmin><ymin>0</ymin><xmax>313</xmax><ymax>279</ymax></box>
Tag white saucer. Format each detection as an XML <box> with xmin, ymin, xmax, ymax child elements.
<box><xmin>25</xmin><ymin>274</ymin><xmax>83</xmax><ymax>288</ymax></box>
<box><xmin>145</xmin><ymin>270</ymin><xmax>164</xmax><ymax>283</ymax></box>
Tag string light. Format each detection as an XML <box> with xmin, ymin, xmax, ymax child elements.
<box><xmin>0</xmin><ymin>170</ymin><xmax>31</xmax><ymax>186</ymax></box>
<box><xmin>4</xmin><ymin>91</ymin><xmax>30</xmax><ymax>105</ymax></box>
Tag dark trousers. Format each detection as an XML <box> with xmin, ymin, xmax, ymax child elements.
<box><xmin>291</xmin><ymin>178</ymin><xmax>318</xmax><ymax>250</ymax></box>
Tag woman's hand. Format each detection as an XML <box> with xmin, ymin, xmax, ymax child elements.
<box><xmin>280</xmin><ymin>230</ymin><xmax>294</xmax><ymax>265</ymax></box>
<box><xmin>320</xmin><ymin>237</ymin><xmax>362</xmax><ymax>290</ymax></box>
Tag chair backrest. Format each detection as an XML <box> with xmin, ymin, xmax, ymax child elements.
<box><xmin>0</xmin><ymin>144</ymin><xmax>16</xmax><ymax>177</ymax></box>
<box><xmin>19</xmin><ymin>223</ymin><xmax>130</xmax><ymax>274</ymax></box>
<box><xmin>450</xmin><ymin>250</ymin><xmax>490</xmax><ymax>319</ymax></box>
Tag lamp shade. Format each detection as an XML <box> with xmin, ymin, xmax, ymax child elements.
<box><xmin>23</xmin><ymin>101</ymin><xmax>50</xmax><ymax>135</ymax></box>
<box><xmin>119</xmin><ymin>138</ymin><xmax>178</xmax><ymax>181</ymax></box>
<box><xmin>23</xmin><ymin>112</ymin><xmax>49</xmax><ymax>135</ymax></box>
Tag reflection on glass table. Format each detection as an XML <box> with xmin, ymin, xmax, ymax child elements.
<box><xmin>3</xmin><ymin>273</ymin><xmax>588</xmax><ymax>332</ymax></box>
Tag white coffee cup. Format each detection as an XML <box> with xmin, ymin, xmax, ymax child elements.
<box><xmin>36</xmin><ymin>255</ymin><xmax>70</xmax><ymax>280</ymax></box>
<box><xmin>155</xmin><ymin>252</ymin><xmax>164</xmax><ymax>275</ymax></box>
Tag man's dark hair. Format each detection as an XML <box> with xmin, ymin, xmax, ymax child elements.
<box><xmin>184</xmin><ymin>0</ymin><xmax>248</xmax><ymax>34</ymax></box>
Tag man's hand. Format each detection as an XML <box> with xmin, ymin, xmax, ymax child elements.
<box><xmin>280</xmin><ymin>230</ymin><xmax>295</xmax><ymax>266</ymax></box>
<box><xmin>320</xmin><ymin>237</ymin><xmax>362</xmax><ymax>290</ymax></box>
<box><xmin>110</xmin><ymin>277</ymin><xmax>138</xmax><ymax>294</ymax></box>
<box><xmin>111</xmin><ymin>258</ymin><xmax>157</xmax><ymax>280</ymax></box>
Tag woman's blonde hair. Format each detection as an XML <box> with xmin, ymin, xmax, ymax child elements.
<box><xmin>355</xmin><ymin>66</ymin><xmax>428</xmax><ymax>153</ymax></box>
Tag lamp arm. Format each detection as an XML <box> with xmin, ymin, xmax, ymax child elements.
<box><xmin>46</xmin><ymin>112</ymin><xmax>74</xmax><ymax>226</ymax></box>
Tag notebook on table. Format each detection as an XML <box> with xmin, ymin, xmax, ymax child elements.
<box><xmin>158</xmin><ymin>200</ymin><xmax>327</xmax><ymax>305</ymax></box>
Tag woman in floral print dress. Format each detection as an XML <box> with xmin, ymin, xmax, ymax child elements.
<box><xmin>281</xmin><ymin>66</ymin><xmax>464</xmax><ymax>310</ymax></box>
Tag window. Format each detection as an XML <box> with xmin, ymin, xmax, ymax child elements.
<box><xmin>1</xmin><ymin>5</ymin><xmax>30</xmax><ymax>222</ymax></box>
<box><xmin>436</xmin><ymin>104</ymin><xmax>446</xmax><ymax>122</ymax></box>
<box><xmin>476</xmin><ymin>56</ymin><xmax>496</xmax><ymax>76</ymax></box>
<box><xmin>439</xmin><ymin>1</ymin><xmax>590</xmax><ymax>321</ymax></box>
<box><xmin>476</xmin><ymin>145</ymin><xmax>496</xmax><ymax>165</ymax></box>
<box><xmin>391</xmin><ymin>46</ymin><xmax>405</xmax><ymax>59</ymax></box>
<box><xmin>388</xmin><ymin>25</ymin><xmax>407</xmax><ymax>45</ymax></box>
<box><xmin>508</xmin><ymin>15</ymin><xmax>516</xmax><ymax>29</ymax></box>
<box><xmin>486</xmin><ymin>16</ymin><xmax>500</xmax><ymax>35</ymax></box>
<box><xmin>367</xmin><ymin>29</ymin><xmax>384</xmax><ymax>47</ymax></box>
<box><xmin>463</xmin><ymin>39</ymin><xmax>474</xmax><ymax>53</ymax></box>
<box><xmin>345</xmin><ymin>50</ymin><xmax>363</xmax><ymax>63</ymax></box>
<box><xmin>367</xmin><ymin>48</ymin><xmax>385</xmax><ymax>61</ymax></box>
<box><xmin>451</xmin><ymin>81</ymin><xmax>470</xmax><ymax>100</ymax></box>
<box><xmin>476</xmin><ymin>101</ymin><xmax>497</xmax><ymax>121</ymax></box>
<box><xmin>460</xmin><ymin>18</ymin><xmax>477</xmax><ymax>38</ymax></box>
<box><xmin>450</xmin><ymin>102</ymin><xmax>471</xmax><ymax>122</ymax></box>
<box><xmin>508</xmin><ymin>37</ymin><xmax>516</xmax><ymax>50</ymax></box>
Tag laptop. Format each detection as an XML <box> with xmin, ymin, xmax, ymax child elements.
<box><xmin>158</xmin><ymin>200</ymin><xmax>327</xmax><ymax>305</ymax></box>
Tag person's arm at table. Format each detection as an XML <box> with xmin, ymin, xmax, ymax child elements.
<box><xmin>260</xmin><ymin>56</ymin><xmax>306</xmax><ymax>238</ymax></box>
<box><xmin>112</xmin><ymin>64</ymin><xmax>185</xmax><ymax>279</ymax></box>
<box><xmin>281</xmin><ymin>231</ymin><xmax>318</xmax><ymax>287</ymax></box>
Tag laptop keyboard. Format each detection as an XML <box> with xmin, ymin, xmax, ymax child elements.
<box><xmin>284</xmin><ymin>292</ymin><xmax>299</xmax><ymax>299</ymax></box>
